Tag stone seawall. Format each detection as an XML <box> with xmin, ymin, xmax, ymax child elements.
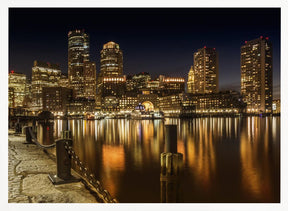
<box><xmin>8</xmin><ymin>130</ymin><xmax>99</xmax><ymax>203</ymax></box>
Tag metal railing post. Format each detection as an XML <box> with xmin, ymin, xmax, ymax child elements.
<box><xmin>48</xmin><ymin>139</ymin><xmax>80</xmax><ymax>185</ymax></box>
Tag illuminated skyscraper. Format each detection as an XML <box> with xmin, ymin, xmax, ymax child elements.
<box><xmin>241</xmin><ymin>36</ymin><xmax>273</xmax><ymax>113</ymax></box>
<box><xmin>8</xmin><ymin>71</ymin><xmax>27</xmax><ymax>108</ymax></box>
<box><xmin>187</xmin><ymin>66</ymin><xmax>194</xmax><ymax>93</ymax></box>
<box><xmin>83</xmin><ymin>61</ymin><xmax>97</xmax><ymax>100</ymax></box>
<box><xmin>68</xmin><ymin>29</ymin><xmax>90</xmax><ymax>98</ymax></box>
<box><xmin>97</xmin><ymin>41</ymin><xmax>124</xmax><ymax>102</ymax></box>
<box><xmin>193</xmin><ymin>47</ymin><xmax>218</xmax><ymax>94</ymax></box>
<box><xmin>100</xmin><ymin>41</ymin><xmax>123</xmax><ymax>77</ymax></box>
<box><xmin>31</xmin><ymin>60</ymin><xmax>61</xmax><ymax>111</ymax></box>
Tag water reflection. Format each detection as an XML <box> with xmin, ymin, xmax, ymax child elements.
<box><xmin>53</xmin><ymin>117</ymin><xmax>280</xmax><ymax>203</ymax></box>
<box><xmin>240</xmin><ymin>117</ymin><xmax>280</xmax><ymax>202</ymax></box>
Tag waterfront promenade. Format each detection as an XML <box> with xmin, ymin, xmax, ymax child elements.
<box><xmin>8</xmin><ymin>130</ymin><xmax>98</xmax><ymax>203</ymax></box>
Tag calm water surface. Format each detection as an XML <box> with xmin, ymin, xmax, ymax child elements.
<box><xmin>54</xmin><ymin>117</ymin><xmax>280</xmax><ymax>203</ymax></box>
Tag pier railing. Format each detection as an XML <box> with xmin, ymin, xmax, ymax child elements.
<box><xmin>24</xmin><ymin>126</ymin><xmax>117</xmax><ymax>203</ymax></box>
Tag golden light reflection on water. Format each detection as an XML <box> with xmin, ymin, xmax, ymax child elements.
<box><xmin>101</xmin><ymin>145</ymin><xmax>125</xmax><ymax>197</ymax></box>
<box><xmin>181</xmin><ymin>118</ymin><xmax>216</xmax><ymax>190</ymax></box>
<box><xmin>53</xmin><ymin>117</ymin><xmax>279</xmax><ymax>202</ymax></box>
<box><xmin>239</xmin><ymin>117</ymin><xmax>277</xmax><ymax>201</ymax></box>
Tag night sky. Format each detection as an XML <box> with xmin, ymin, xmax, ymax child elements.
<box><xmin>9</xmin><ymin>8</ymin><xmax>280</xmax><ymax>98</ymax></box>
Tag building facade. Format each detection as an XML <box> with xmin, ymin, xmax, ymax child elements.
<box><xmin>187</xmin><ymin>66</ymin><xmax>194</xmax><ymax>93</ymax></box>
<box><xmin>8</xmin><ymin>71</ymin><xmax>27</xmax><ymax>108</ymax></box>
<box><xmin>31</xmin><ymin>61</ymin><xmax>61</xmax><ymax>111</ymax></box>
<box><xmin>83</xmin><ymin>62</ymin><xmax>97</xmax><ymax>100</ymax></box>
<box><xmin>68</xmin><ymin>30</ymin><xmax>90</xmax><ymax>98</ymax></box>
<box><xmin>272</xmin><ymin>99</ymin><xmax>280</xmax><ymax>114</ymax></box>
<box><xmin>100</xmin><ymin>41</ymin><xmax>123</xmax><ymax>77</ymax></box>
<box><xmin>67</xmin><ymin>98</ymin><xmax>95</xmax><ymax>116</ymax></box>
<box><xmin>59</xmin><ymin>74</ymin><xmax>69</xmax><ymax>88</ymax></box>
<box><xmin>158</xmin><ymin>91</ymin><xmax>245</xmax><ymax>117</ymax></box>
<box><xmin>8</xmin><ymin>87</ymin><xmax>15</xmax><ymax>108</ymax></box>
<box><xmin>126</xmin><ymin>72</ymin><xmax>151</xmax><ymax>94</ymax></box>
<box><xmin>193</xmin><ymin>47</ymin><xmax>219</xmax><ymax>94</ymax></box>
<box><xmin>241</xmin><ymin>36</ymin><xmax>273</xmax><ymax>113</ymax></box>
<box><xmin>97</xmin><ymin>41</ymin><xmax>124</xmax><ymax>104</ymax></box>
<box><xmin>42</xmin><ymin>87</ymin><xmax>73</xmax><ymax>115</ymax></box>
<box><xmin>184</xmin><ymin>91</ymin><xmax>246</xmax><ymax>114</ymax></box>
<box><xmin>100</xmin><ymin>76</ymin><xmax>126</xmax><ymax>98</ymax></box>
<box><xmin>119</xmin><ymin>96</ymin><xmax>139</xmax><ymax>112</ymax></box>
<box><xmin>159</xmin><ymin>75</ymin><xmax>185</xmax><ymax>96</ymax></box>
<box><xmin>158</xmin><ymin>94</ymin><xmax>183</xmax><ymax>116</ymax></box>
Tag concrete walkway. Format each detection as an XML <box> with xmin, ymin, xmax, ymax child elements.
<box><xmin>8</xmin><ymin>130</ymin><xmax>99</xmax><ymax>203</ymax></box>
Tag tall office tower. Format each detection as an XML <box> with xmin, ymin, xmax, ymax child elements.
<box><xmin>31</xmin><ymin>60</ymin><xmax>61</xmax><ymax>111</ymax></box>
<box><xmin>68</xmin><ymin>29</ymin><xmax>90</xmax><ymax>98</ymax></box>
<box><xmin>83</xmin><ymin>62</ymin><xmax>97</xmax><ymax>100</ymax></box>
<box><xmin>241</xmin><ymin>36</ymin><xmax>273</xmax><ymax>113</ymax></box>
<box><xmin>193</xmin><ymin>47</ymin><xmax>219</xmax><ymax>94</ymax></box>
<box><xmin>100</xmin><ymin>41</ymin><xmax>123</xmax><ymax>77</ymax></box>
<box><xmin>187</xmin><ymin>66</ymin><xmax>194</xmax><ymax>93</ymax></box>
<box><xmin>97</xmin><ymin>41</ymin><xmax>124</xmax><ymax>102</ymax></box>
<box><xmin>8</xmin><ymin>71</ymin><xmax>27</xmax><ymax>107</ymax></box>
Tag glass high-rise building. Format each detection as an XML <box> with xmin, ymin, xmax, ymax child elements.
<box><xmin>68</xmin><ymin>29</ymin><xmax>90</xmax><ymax>98</ymax></box>
<box><xmin>100</xmin><ymin>41</ymin><xmax>123</xmax><ymax>77</ymax></box>
<box><xmin>192</xmin><ymin>47</ymin><xmax>218</xmax><ymax>94</ymax></box>
<box><xmin>241</xmin><ymin>36</ymin><xmax>273</xmax><ymax>113</ymax></box>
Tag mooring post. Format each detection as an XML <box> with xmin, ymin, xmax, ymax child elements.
<box><xmin>23</xmin><ymin>126</ymin><xmax>33</xmax><ymax>144</ymax></box>
<box><xmin>165</xmin><ymin>124</ymin><xmax>178</xmax><ymax>153</ymax></box>
<box><xmin>48</xmin><ymin>139</ymin><xmax>80</xmax><ymax>185</ymax></box>
<box><xmin>15</xmin><ymin>118</ymin><xmax>21</xmax><ymax>133</ymax></box>
<box><xmin>32</xmin><ymin>118</ymin><xmax>37</xmax><ymax>134</ymax></box>
<box><xmin>160</xmin><ymin>124</ymin><xmax>183</xmax><ymax>203</ymax></box>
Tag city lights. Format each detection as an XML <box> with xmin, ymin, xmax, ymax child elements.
<box><xmin>8</xmin><ymin>8</ymin><xmax>281</xmax><ymax>204</ymax></box>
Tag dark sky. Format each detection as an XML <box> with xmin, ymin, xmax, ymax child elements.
<box><xmin>9</xmin><ymin>8</ymin><xmax>280</xmax><ymax>98</ymax></box>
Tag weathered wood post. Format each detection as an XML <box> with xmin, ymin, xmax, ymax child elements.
<box><xmin>160</xmin><ymin>124</ymin><xmax>183</xmax><ymax>203</ymax></box>
<box><xmin>48</xmin><ymin>139</ymin><xmax>80</xmax><ymax>185</ymax></box>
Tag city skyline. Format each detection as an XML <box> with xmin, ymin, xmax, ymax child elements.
<box><xmin>6</xmin><ymin>5</ymin><xmax>284</xmax><ymax>207</ymax></box>
<box><xmin>9</xmin><ymin>8</ymin><xmax>280</xmax><ymax>99</ymax></box>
